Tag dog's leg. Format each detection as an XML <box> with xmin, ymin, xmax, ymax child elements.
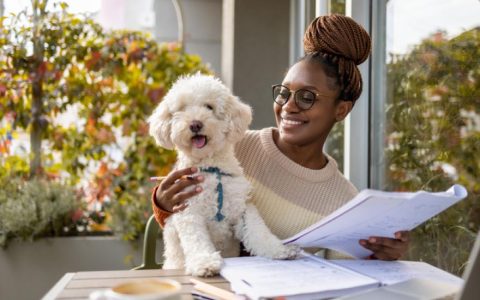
<box><xmin>162</xmin><ymin>223</ymin><xmax>185</xmax><ymax>269</ymax></box>
<box><xmin>235</xmin><ymin>203</ymin><xmax>299</xmax><ymax>259</ymax></box>
<box><xmin>173</xmin><ymin>215</ymin><xmax>223</xmax><ymax>277</ymax></box>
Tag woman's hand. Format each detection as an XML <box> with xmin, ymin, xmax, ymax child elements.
<box><xmin>359</xmin><ymin>231</ymin><xmax>410</xmax><ymax>260</ymax></box>
<box><xmin>154</xmin><ymin>167</ymin><xmax>204</xmax><ymax>213</ymax></box>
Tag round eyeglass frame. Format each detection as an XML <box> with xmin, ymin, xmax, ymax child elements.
<box><xmin>272</xmin><ymin>84</ymin><xmax>323</xmax><ymax>111</ymax></box>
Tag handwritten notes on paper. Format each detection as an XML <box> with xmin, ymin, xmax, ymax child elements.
<box><xmin>283</xmin><ymin>185</ymin><xmax>468</xmax><ymax>258</ymax></box>
<box><xmin>332</xmin><ymin>259</ymin><xmax>463</xmax><ymax>286</ymax></box>
<box><xmin>221</xmin><ymin>255</ymin><xmax>379</xmax><ymax>300</ymax></box>
<box><xmin>220</xmin><ymin>255</ymin><xmax>463</xmax><ymax>300</ymax></box>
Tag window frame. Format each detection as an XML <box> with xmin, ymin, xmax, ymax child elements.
<box><xmin>293</xmin><ymin>0</ymin><xmax>388</xmax><ymax>190</ymax></box>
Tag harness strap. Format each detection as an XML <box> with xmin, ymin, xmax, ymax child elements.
<box><xmin>199</xmin><ymin>167</ymin><xmax>232</xmax><ymax>222</ymax></box>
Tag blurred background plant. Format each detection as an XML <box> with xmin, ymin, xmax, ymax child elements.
<box><xmin>0</xmin><ymin>176</ymin><xmax>85</xmax><ymax>248</ymax></box>
<box><xmin>324</xmin><ymin>1</ymin><xmax>479</xmax><ymax>275</ymax></box>
<box><xmin>0</xmin><ymin>0</ymin><xmax>209</xmax><ymax>245</ymax></box>
<box><xmin>385</xmin><ymin>28</ymin><xmax>480</xmax><ymax>275</ymax></box>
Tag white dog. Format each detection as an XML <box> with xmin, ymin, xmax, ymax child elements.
<box><xmin>148</xmin><ymin>74</ymin><xmax>298</xmax><ymax>276</ymax></box>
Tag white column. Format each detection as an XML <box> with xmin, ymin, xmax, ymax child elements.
<box><xmin>222</xmin><ymin>0</ymin><xmax>235</xmax><ymax>89</ymax></box>
<box><xmin>344</xmin><ymin>0</ymin><xmax>371</xmax><ymax>190</ymax></box>
<box><xmin>221</xmin><ymin>0</ymin><xmax>291</xmax><ymax>129</ymax></box>
<box><xmin>315</xmin><ymin>0</ymin><xmax>328</xmax><ymax>16</ymax></box>
<box><xmin>370</xmin><ymin>0</ymin><xmax>388</xmax><ymax>189</ymax></box>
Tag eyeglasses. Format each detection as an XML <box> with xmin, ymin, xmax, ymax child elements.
<box><xmin>272</xmin><ymin>84</ymin><xmax>323</xmax><ymax>111</ymax></box>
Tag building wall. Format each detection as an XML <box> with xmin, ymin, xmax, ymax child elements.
<box><xmin>100</xmin><ymin>0</ymin><xmax>290</xmax><ymax>129</ymax></box>
<box><xmin>223</xmin><ymin>0</ymin><xmax>291</xmax><ymax>129</ymax></box>
<box><xmin>98</xmin><ymin>0</ymin><xmax>155</xmax><ymax>31</ymax></box>
<box><xmin>153</xmin><ymin>0</ymin><xmax>222</xmax><ymax>75</ymax></box>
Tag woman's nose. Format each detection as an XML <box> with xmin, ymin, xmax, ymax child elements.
<box><xmin>283</xmin><ymin>93</ymin><xmax>300</xmax><ymax>112</ymax></box>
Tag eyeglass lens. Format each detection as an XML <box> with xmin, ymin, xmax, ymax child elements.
<box><xmin>273</xmin><ymin>85</ymin><xmax>315</xmax><ymax>110</ymax></box>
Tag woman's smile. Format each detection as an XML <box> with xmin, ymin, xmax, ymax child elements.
<box><xmin>280</xmin><ymin>116</ymin><xmax>307</xmax><ymax>129</ymax></box>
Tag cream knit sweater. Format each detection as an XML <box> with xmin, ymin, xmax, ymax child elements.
<box><xmin>153</xmin><ymin>127</ymin><xmax>358</xmax><ymax>243</ymax></box>
<box><xmin>234</xmin><ymin>127</ymin><xmax>358</xmax><ymax>240</ymax></box>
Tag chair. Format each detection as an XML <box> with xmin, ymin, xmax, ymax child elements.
<box><xmin>132</xmin><ymin>215</ymin><xmax>163</xmax><ymax>270</ymax></box>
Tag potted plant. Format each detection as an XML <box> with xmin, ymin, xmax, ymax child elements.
<box><xmin>0</xmin><ymin>1</ymin><xmax>209</xmax><ymax>299</ymax></box>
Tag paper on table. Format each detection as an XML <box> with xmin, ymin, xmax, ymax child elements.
<box><xmin>220</xmin><ymin>255</ymin><xmax>379</xmax><ymax>300</ymax></box>
<box><xmin>332</xmin><ymin>259</ymin><xmax>463</xmax><ymax>286</ymax></box>
<box><xmin>283</xmin><ymin>184</ymin><xmax>468</xmax><ymax>258</ymax></box>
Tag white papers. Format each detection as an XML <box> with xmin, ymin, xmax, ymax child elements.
<box><xmin>220</xmin><ymin>254</ymin><xmax>463</xmax><ymax>299</ymax></box>
<box><xmin>221</xmin><ymin>255</ymin><xmax>379</xmax><ymax>300</ymax></box>
<box><xmin>220</xmin><ymin>255</ymin><xmax>463</xmax><ymax>300</ymax></box>
<box><xmin>332</xmin><ymin>259</ymin><xmax>463</xmax><ymax>286</ymax></box>
<box><xmin>283</xmin><ymin>184</ymin><xmax>468</xmax><ymax>258</ymax></box>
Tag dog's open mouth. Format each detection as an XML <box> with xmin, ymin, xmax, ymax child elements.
<box><xmin>191</xmin><ymin>135</ymin><xmax>207</xmax><ymax>149</ymax></box>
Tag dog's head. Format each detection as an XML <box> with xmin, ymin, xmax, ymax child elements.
<box><xmin>148</xmin><ymin>73</ymin><xmax>252</xmax><ymax>159</ymax></box>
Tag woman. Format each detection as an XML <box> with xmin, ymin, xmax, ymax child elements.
<box><xmin>151</xmin><ymin>14</ymin><xmax>409</xmax><ymax>260</ymax></box>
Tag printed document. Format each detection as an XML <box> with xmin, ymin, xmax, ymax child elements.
<box><xmin>220</xmin><ymin>255</ymin><xmax>462</xmax><ymax>300</ymax></box>
<box><xmin>283</xmin><ymin>184</ymin><xmax>467</xmax><ymax>258</ymax></box>
<box><xmin>221</xmin><ymin>255</ymin><xmax>378</xmax><ymax>300</ymax></box>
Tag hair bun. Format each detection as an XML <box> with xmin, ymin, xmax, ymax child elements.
<box><xmin>303</xmin><ymin>14</ymin><xmax>371</xmax><ymax>65</ymax></box>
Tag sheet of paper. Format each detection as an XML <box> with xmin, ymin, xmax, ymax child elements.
<box><xmin>331</xmin><ymin>259</ymin><xmax>463</xmax><ymax>286</ymax></box>
<box><xmin>283</xmin><ymin>184</ymin><xmax>467</xmax><ymax>258</ymax></box>
<box><xmin>220</xmin><ymin>255</ymin><xmax>379</xmax><ymax>300</ymax></box>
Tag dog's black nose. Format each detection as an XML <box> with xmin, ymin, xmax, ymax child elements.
<box><xmin>189</xmin><ymin>120</ymin><xmax>203</xmax><ymax>133</ymax></box>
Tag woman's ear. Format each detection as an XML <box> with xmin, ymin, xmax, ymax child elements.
<box><xmin>148</xmin><ymin>101</ymin><xmax>174</xmax><ymax>150</ymax></box>
<box><xmin>335</xmin><ymin>100</ymin><xmax>353</xmax><ymax>122</ymax></box>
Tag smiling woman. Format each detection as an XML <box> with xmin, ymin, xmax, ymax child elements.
<box><xmin>272</xmin><ymin>60</ymin><xmax>350</xmax><ymax>169</ymax></box>
<box><xmin>151</xmin><ymin>14</ymin><xmax>410</xmax><ymax>261</ymax></box>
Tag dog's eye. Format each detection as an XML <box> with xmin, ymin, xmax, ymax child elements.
<box><xmin>205</xmin><ymin>104</ymin><xmax>214</xmax><ymax>111</ymax></box>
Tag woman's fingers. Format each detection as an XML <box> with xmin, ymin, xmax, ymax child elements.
<box><xmin>171</xmin><ymin>186</ymin><xmax>203</xmax><ymax>205</ymax></box>
<box><xmin>359</xmin><ymin>234</ymin><xmax>409</xmax><ymax>260</ymax></box>
<box><xmin>395</xmin><ymin>231</ymin><xmax>410</xmax><ymax>242</ymax></box>
<box><xmin>160</xmin><ymin>167</ymin><xmax>198</xmax><ymax>189</ymax></box>
<box><xmin>163</xmin><ymin>174</ymin><xmax>203</xmax><ymax>201</ymax></box>
<box><xmin>368</xmin><ymin>236</ymin><xmax>404</xmax><ymax>250</ymax></box>
<box><xmin>154</xmin><ymin>167</ymin><xmax>204</xmax><ymax>212</ymax></box>
<box><xmin>360</xmin><ymin>240</ymin><xmax>399</xmax><ymax>260</ymax></box>
<box><xmin>169</xmin><ymin>184</ymin><xmax>204</xmax><ymax>212</ymax></box>
<box><xmin>172</xmin><ymin>202</ymin><xmax>189</xmax><ymax>213</ymax></box>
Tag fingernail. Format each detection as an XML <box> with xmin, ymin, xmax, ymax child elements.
<box><xmin>197</xmin><ymin>175</ymin><xmax>204</xmax><ymax>181</ymax></box>
<box><xmin>369</xmin><ymin>237</ymin><xmax>376</xmax><ymax>243</ymax></box>
<box><xmin>191</xmin><ymin>167</ymin><xmax>197</xmax><ymax>172</ymax></box>
<box><xmin>395</xmin><ymin>232</ymin><xmax>401</xmax><ymax>239</ymax></box>
<box><xmin>195</xmin><ymin>186</ymin><xmax>202</xmax><ymax>192</ymax></box>
<box><xmin>360</xmin><ymin>240</ymin><xmax>366</xmax><ymax>246</ymax></box>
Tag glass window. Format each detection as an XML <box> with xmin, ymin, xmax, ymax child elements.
<box><xmin>323</xmin><ymin>0</ymin><xmax>346</xmax><ymax>172</ymax></box>
<box><xmin>376</xmin><ymin>0</ymin><xmax>480</xmax><ymax>275</ymax></box>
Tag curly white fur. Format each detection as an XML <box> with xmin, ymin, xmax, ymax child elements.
<box><xmin>148</xmin><ymin>73</ymin><xmax>298</xmax><ymax>277</ymax></box>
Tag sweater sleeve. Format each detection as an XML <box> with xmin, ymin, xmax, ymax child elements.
<box><xmin>151</xmin><ymin>185</ymin><xmax>172</xmax><ymax>227</ymax></box>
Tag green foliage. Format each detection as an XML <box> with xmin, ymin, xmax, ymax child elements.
<box><xmin>329</xmin><ymin>0</ymin><xmax>346</xmax><ymax>15</ymax></box>
<box><xmin>386</xmin><ymin>29</ymin><xmax>480</xmax><ymax>275</ymax></box>
<box><xmin>0</xmin><ymin>0</ymin><xmax>210</xmax><ymax>241</ymax></box>
<box><xmin>0</xmin><ymin>176</ymin><xmax>82</xmax><ymax>248</ymax></box>
<box><xmin>325</xmin><ymin>122</ymin><xmax>344</xmax><ymax>172</ymax></box>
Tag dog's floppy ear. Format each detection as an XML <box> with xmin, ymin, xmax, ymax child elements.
<box><xmin>148</xmin><ymin>101</ymin><xmax>174</xmax><ymax>150</ymax></box>
<box><xmin>227</xmin><ymin>96</ymin><xmax>252</xmax><ymax>143</ymax></box>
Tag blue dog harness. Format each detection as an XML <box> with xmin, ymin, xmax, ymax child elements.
<box><xmin>200</xmin><ymin>167</ymin><xmax>231</xmax><ymax>222</ymax></box>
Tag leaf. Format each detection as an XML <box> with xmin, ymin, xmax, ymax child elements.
<box><xmin>59</xmin><ymin>2</ymin><xmax>69</xmax><ymax>10</ymax></box>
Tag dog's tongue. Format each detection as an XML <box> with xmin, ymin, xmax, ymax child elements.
<box><xmin>192</xmin><ymin>135</ymin><xmax>207</xmax><ymax>148</ymax></box>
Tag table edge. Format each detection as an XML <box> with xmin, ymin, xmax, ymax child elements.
<box><xmin>41</xmin><ymin>272</ymin><xmax>76</xmax><ymax>300</ymax></box>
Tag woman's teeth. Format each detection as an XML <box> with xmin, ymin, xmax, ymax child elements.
<box><xmin>283</xmin><ymin>119</ymin><xmax>303</xmax><ymax>125</ymax></box>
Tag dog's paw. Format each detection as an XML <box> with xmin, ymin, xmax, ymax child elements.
<box><xmin>269</xmin><ymin>244</ymin><xmax>301</xmax><ymax>260</ymax></box>
<box><xmin>186</xmin><ymin>252</ymin><xmax>223</xmax><ymax>277</ymax></box>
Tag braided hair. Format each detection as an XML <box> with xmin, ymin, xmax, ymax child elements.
<box><xmin>303</xmin><ymin>14</ymin><xmax>371</xmax><ymax>103</ymax></box>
